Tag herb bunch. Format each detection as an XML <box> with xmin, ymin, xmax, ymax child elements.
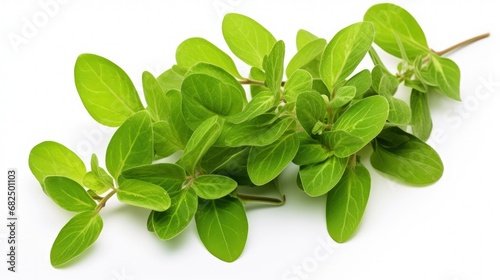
<box><xmin>28</xmin><ymin>3</ymin><xmax>488</xmax><ymax>267</ymax></box>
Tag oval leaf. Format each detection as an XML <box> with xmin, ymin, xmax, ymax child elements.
<box><xmin>370</xmin><ymin>127</ymin><xmax>444</xmax><ymax>185</ymax></box>
<box><xmin>410</xmin><ymin>89</ymin><xmax>432</xmax><ymax>141</ymax></box>
<box><xmin>320</xmin><ymin>22</ymin><xmax>375</xmax><ymax>93</ymax></box>
<box><xmin>44</xmin><ymin>176</ymin><xmax>97</xmax><ymax>212</ymax></box>
<box><xmin>227</xmin><ymin>91</ymin><xmax>275</xmax><ymax>124</ymax></box>
<box><xmin>326</xmin><ymin>163</ymin><xmax>371</xmax><ymax>243</ymax></box>
<box><xmin>263</xmin><ymin>40</ymin><xmax>285</xmax><ymax>94</ymax></box>
<box><xmin>420</xmin><ymin>55</ymin><xmax>461</xmax><ymax>101</ymax></box>
<box><xmin>300</xmin><ymin>156</ymin><xmax>348</xmax><ymax>197</ymax></box>
<box><xmin>50</xmin><ymin>212</ymin><xmax>103</xmax><ymax>267</ymax></box>
<box><xmin>176</xmin><ymin>37</ymin><xmax>242</xmax><ymax>78</ymax></box>
<box><xmin>120</xmin><ymin>163</ymin><xmax>186</xmax><ymax>194</ymax></box>
<box><xmin>364</xmin><ymin>3</ymin><xmax>429</xmax><ymax>59</ymax></box>
<box><xmin>195</xmin><ymin>196</ymin><xmax>248</xmax><ymax>262</ymax></box>
<box><xmin>331</xmin><ymin>86</ymin><xmax>356</xmax><ymax>108</ymax></box>
<box><xmin>106</xmin><ymin>111</ymin><xmax>153</xmax><ymax>179</ymax></box>
<box><xmin>284</xmin><ymin>69</ymin><xmax>313</xmax><ymax>103</ymax></box>
<box><xmin>153</xmin><ymin>188</ymin><xmax>198</xmax><ymax>240</ymax></box>
<box><xmin>248</xmin><ymin>133</ymin><xmax>299</xmax><ymax>186</ymax></box>
<box><xmin>74</xmin><ymin>54</ymin><xmax>144</xmax><ymax>127</ymax></box>
<box><xmin>296</xmin><ymin>91</ymin><xmax>327</xmax><ymax>135</ymax></box>
<box><xmin>29</xmin><ymin>141</ymin><xmax>87</xmax><ymax>192</ymax></box>
<box><xmin>117</xmin><ymin>179</ymin><xmax>171</xmax><ymax>211</ymax></box>
<box><xmin>192</xmin><ymin>175</ymin><xmax>238</xmax><ymax>200</ymax></box>
<box><xmin>287</xmin><ymin>38</ymin><xmax>326</xmax><ymax>78</ymax></box>
<box><xmin>222</xmin><ymin>13</ymin><xmax>276</xmax><ymax>68</ymax></box>
<box><xmin>142</xmin><ymin>71</ymin><xmax>169</xmax><ymax>121</ymax></box>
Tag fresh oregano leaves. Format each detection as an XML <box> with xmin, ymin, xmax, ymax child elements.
<box><xmin>28</xmin><ymin>3</ymin><xmax>488</xmax><ymax>267</ymax></box>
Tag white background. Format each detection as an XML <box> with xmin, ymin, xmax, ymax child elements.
<box><xmin>1</xmin><ymin>0</ymin><xmax>499</xmax><ymax>279</ymax></box>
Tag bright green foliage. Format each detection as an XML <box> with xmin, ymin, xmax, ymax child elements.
<box><xmin>28</xmin><ymin>4</ymin><xmax>485</xmax><ymax>267</ymax></box>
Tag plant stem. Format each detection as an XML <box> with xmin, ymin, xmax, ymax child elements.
<box><xmin>432</xmin><ymin>33</ymin><xmax>490</xmax><ymax>56</ymax></box>
<box><xmin>239</xmin><ymin>78</ymin><xmax>266</xmax><ymax>86</ymax></box>
<box><xmin>237</xmin><ymin>193</ymin><xmax>286</xmax><ymax>206</ymax></box>
<box><xmin>95</xmin><ymin>188</ymin><xmax>117</xmax><ymax>213</ymax></box>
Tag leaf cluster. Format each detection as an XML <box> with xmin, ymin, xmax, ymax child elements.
<box><xmin>28</xmin><ymin>3</ymin><xmax>485</xmax><ymax>266</ymax></box>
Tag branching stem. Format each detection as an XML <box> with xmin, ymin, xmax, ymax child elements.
<box><xmin>433</xmin><ymin>33</ymin><xmax>490</xmax><ymax>56</ymax></box>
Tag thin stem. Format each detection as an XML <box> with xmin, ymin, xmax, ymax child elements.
<box><xmin>238</xmin><ymin>78</ymin><xmax>266</xmax><ymax>86</ymax></box>
<box><xmin>432</xmin><ymin>33</ymin><xmax>490</xmax><ymax>56</ymax></box>
<box><xmin>237</xmin><ymin>193</ymin><xmax>286</xmax><ymax>206</ymax></box>
<box><xmin>95</xmin><ymin>188</ymin><xmax>117</xmax><ymax>213</ymax></box>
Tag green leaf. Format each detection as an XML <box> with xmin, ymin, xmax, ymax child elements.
<box><xmin>371</xmin><ymin>65</ymin><xmax>399</xmax><ymax>96</ymax></box>
<box><xmin>222</xmin><ymin>13</ymin><xmax>277</xmax><ymax>68</ymax></box>
<box><xmin>44</xmin><ymin>176</ymin><xmax>97</xmax><ymax>212</ymax></box>
<box><xmin>106</xmin><ymin>111</ymin><xmax>153</xmax><ymax>179</ymax></box>
<box><xmin>181</xmin><ymin>73</ymin><xmax>244</xmax><ymax>130</ymax></box>
<box><xmin>331</xmin><ymin>86</ymin><xmax>356</xmax><ymax>108</ymax></box>
<box><xmin>192</xmin><ymin>175</ymin><xmax>238</xmax><ymax>200</ymax></box>
<box><xmin>195</xmin><ymin>196</ymin><xmax>248</xmax><ymax>262</ymax></box>
<box><xmin>324</xmin><ymin>96</ymin><xmax>389</xmax><ymax>158</ymax></box>
<box><xmin>176</xmin><ymin>37</ymin><xmax>242</xmax><ymax>78</ymax></box>
<box><xmin>364</xmin><ymin>3</ymin><xmax>429</xmax><ymax>59</ymax></box>
<box><xmin>320</xmin><ymin>22</ymin><xmax>375</xmax><ymax>93</ymax></box>
<box><xmin>117</xmin><ymin>179</ymin><xmax>171</xmax><ymax>211</ymax></box>
<box><xmin>200</xmin><ymin>147</ymin><xmax>249</xmax><ymax>174</ymax></box>
<box><xmin>300</xmin><ymin>156</ymin><xmax>348</xmax><ymax>197</ymax></box>
<box><xmin>410</xmin><ymin>89</ymin><xmax>432</xmax><ymax>141</ymax></box>
<box><xmin>142</xmin><ymin>71</ymin><xmax>169</xmax><ymax>121</ymax></box>
<box><xmin>185</xmin><ymin>63</ymin><xmax>247</xmax><ymax>102</ymax></box>
<box><xmin>248</xmin><ymin>133</ymin><xmax>299</xmax><ymax>185</ymax></box>
<box><xmin>120</xmin><ymin>163</ymin><xmax>186</xmax><ymax>194</ymax></box>
<box><xmin>419</xmin><ymin>55</ymin><xmax>461</xmax><ymax>101</ymax></box>
<box><xmin>153</xmin><ymin>188</ymin><xmax>198</xmax><ymax>240</ymax></box>
<box><xmin>74</xmin><ymin>54</ymin><xmax>144</xmax><ymax>127</ymax></box>
<box><xmin>326</xmin><ymin>163</ymin><xmax>371</xmax><ymax>243</ymax></box>
<box><xmin>345</xmin><ymin>69</ymin><xmax>372</xmax><ymax>98</ymax></box>
<box><xmin>227</xmin><ymin>91</ymin><xmax>275</xmax><ymax>124</ymax></box>
<box><xmin>296</xmin><ymin>29</ymin><xmax>319</xmax><ymax>50</ymax></box>
<box><xmin>50</xmin><ymin>212</ymin><xmax>103</xmax><ymax>267</ymax></box>
<box><xmin>371</xmin><ymin>127</ymin><xmax>443</xmax><ymax>185</ymax></box>
<box><xmin>286</xmin><ymin>38</ymin><xmax>327</xmax><ymax>78</ymax></box>
<box><xmin>296</xmin><ymin>91</ymin><xmax>327</xmax><ymax>135</ymax></box>
<box><xmin>263</xmin><ymin>40</ymin><xmax>285</xmax><ymax>94</ymax></box>
<box><xmin>221</xmin><ymin>115</ymin><xmax>294</xmax><ymax>147</ymax></box>
<box><xmin>283</xmin><ymin>69</ymin><xmax>313</xmax><ymax>103</ymax></box>
<box><xmin>178</xmin><ymin>116</ymin><xmax>224</xmax><ymax>175</ymax></box>
<box><xmin>152</xmin><ymin>122</ymin><xmax>181</xmax><ymax>158</ymax></box>
<box><xmin>83</xmin><ymin>154</ymin><xmax>113</xmax><ymax>194</ymax></box>
<box><xmin>293</xmin><ymin>132</ymin><xmax>330</xmax><ymax>166</ymax></box>
<box><xmin>29</xmin><ymin>141</ymin><xmax>87</xmax><ymax>191</ymax></box>
<box><xmin>157</xmin><ymin>67</ymin><xmax>184</xmax><ymax>93</ymax></box>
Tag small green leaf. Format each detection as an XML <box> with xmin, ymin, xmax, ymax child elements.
<box><xmin>419</xmin><ymin>55</ymin><xmax>461</xmax><ymax>101</ymax></box>
<box><xmin>195</xmin><ymin>196</ymin><xmax>248</xmax><ymax>262</ymax></box>
<box><xmin>200</xmin><ymin>147</ymin><xmax>249</xmax><ymax>174</ymax></box>
<box><xmin>120</xmin><ymin>163</ymin><xmax>186</xmax><ymax>194</ymax></box>
<box><xmin>181</xmin><ymin>73</ymin><xmax>244</xmax><ymax>130</ymax></box>
<box><xmin>153</xmin><ymin>188</ymin><xmax>198</xmax><ymax>240</ymax></box>
<box><xmin>44</xmin><ymin>176</ymin><xmax>97</xmax><ymax>212</ymax></box>
<box><xmin>192</xmin><ymin>175</ymin><xmax>238</xmax><ymax>200</ymax></box>
<box><xmin>320</xmin><ymin>22</ymin><xmax>375</xmax><ymax>93</ymax></box>
<box><xmin>331</xmin><ymin>86</ymin><xmax>356</xmax><ymax>108</ymax></box>
<box><xmin>221</xmin><ymin>115</ymin><xmax>294</xmax><ymax>147</ymax></box>
<box><xmin>371</xmin><ymin>65</ymin><xmax>399</xmax><ymax>96</ymax></box>
<box><xmin>371</xmin><ymin>127</ymin><xmax>443</xmax><ymax>185</ymax></box>
<box><xmin>263</xmin><ymin>40</ymin><xmax>285</xmax><ymax>94</ymax></box>
<box><xmin>248</xmin><ymin>133</ymin><xmax>299</xmax><ymax>185</ymax></box>
<box><xmin>142</xmin><ymin>71</ymin><xmax>169</xmax><ymax>121</ymax></box>
<box><xmin>293</xmin><ymin>132</ymin><xmax>330</xmax><ymax>166</ymax></box>
<box><xmin>178</xmin><ymin>116</ymin><xmax>224</xmax><ymax>175</ymax></box>
<box><xmin>296</xmin><ymin>29</ymin><xmax>319</xmax><ymax>50</ymax></box>
<box><xmin>410</xmin><ymin>89</ymin><xmax>433</xmax><ymax>141</ymax></box>
<box><xmin>296</xmin><ymin>91</ymin><xmax>327</xmax><ymax>135</ymax></box>
<box><xmin>106</xmin><ymin>111</ymin><xmax>153</xmax><ymax>179</ymax></box>
<box><xmin>286</xmin><ymin>38</ymin><xmax>327</xmax><ymax>78</ymax></box>
<box><xmin>326</xmin><ymin>163</ymin><xmax>371</xmax><ymax>243</ymax></box>
<box><xmin>324</xmin><ymin>96</ymin><xmax>389</xmax><ymax>157</ymax></box>
<box><xmin>283</xmin><ymin>69</ymin><xmax>313</xmax><ymax>103</ymax></box>
<box><xmin>117</xmin><ymin>179</ymin><xmax>171</xmax><ymax>211</ymax></box>
<box><xmin>152</xmin><ymin>122</ymin><xmax>181</xmax><ymax>158</ymax></box>
<box><xmin>50</xmin><ymin>212</ymin><xmax>103</xmax><ymax>267</ymax></box>
<box><xmin>345</xmin><ymin>69</ymin><xmax>372</xmax><ymax>98</ymax></box>
<box><xmin>74</xmin><ymin>54</ymin><xmax>144</xmax><ymax>127</ymax></box>
<box><xmin>227</xmin><ymin>91</ymin><xmax>275</xmax><ymax>124</ymax></box>
<box><xmin>300</xmin><ymin>156</ymin><xmax>348</xmax><ymax>197</ymax></box>
<box><xmin>176</xmin><ymin>37</ymin><xmax>242</xmax><ymax>78</ymax></box>
<box><xmin>364</xmin><ymin>3</ymin><xmax>429</xmax><ymax>59</ymax></box>
<box><xmin>29</xmin><ymin>141</ymin><xmax>87</xmax><ymax>191</ymax></box>
<box><xmin>83</xmin><ymin>154</ymin><xmax>113</xmax><ymax>194</ymax></box>
<box><xmin>222</xmin><ymin>13</ymin><xmax>276</xmax><ymax>68</ymax></box>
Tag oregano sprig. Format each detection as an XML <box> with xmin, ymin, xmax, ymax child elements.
<box><xmin>28</xmin><ymin>3</ymin><xmax>489</xmax><ymax>267</ymax></box>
